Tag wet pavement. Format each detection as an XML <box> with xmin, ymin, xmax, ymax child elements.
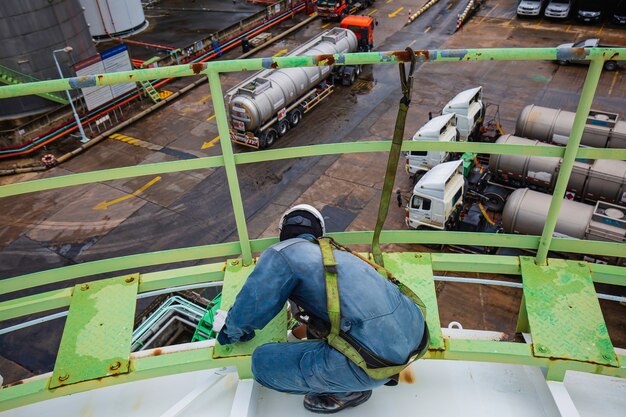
<box><xmin>1</xmin><ymin>0</ymin><xmax>625</xmax><ymax>380</ymax></box>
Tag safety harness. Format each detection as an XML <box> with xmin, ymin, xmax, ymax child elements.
<box><xmin>309</xmin><ymin>236</ymin><xmax>429</xmax><ymax>381</ymax></box>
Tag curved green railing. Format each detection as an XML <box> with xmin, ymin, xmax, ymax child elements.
<box><xmin>0</xmin><ymin>47</ymin><xmax>625</xmax><ymax>411</ymax></box>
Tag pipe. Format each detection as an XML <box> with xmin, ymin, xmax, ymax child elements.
<box><xmin>0</xmin><ymin>3</ymin><xmax>307</xmax><ymax>161</ymax></box>
<box><xmin>0</xmin><ymin>7</ymin><xmax>315</xmax><ymax>171</ymax></box>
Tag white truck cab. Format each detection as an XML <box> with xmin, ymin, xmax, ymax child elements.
<box><xmin>442</xmin><ymin>86</ymin><xmax>484</xmax><ymax>141</ymax></box>
<box><xmin>406</xmin><ymin>160</ymin><xmax>465</xmax><ymax>230</ymax></box>
<box><xmin>406</xmin><ymin>113</ymin><xmax>459</xmax><ymax>180</ymax></box>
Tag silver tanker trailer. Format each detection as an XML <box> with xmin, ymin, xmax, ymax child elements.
<box><xmin>227</xmin><ymin>18</ymin><xmax>374</xmax><ymax>149</ymax></box>
<box><xmin>515</xmin><ymin>105</ymin><xmax>626</xmax><ymax>148</ymax></box>
<box><xmin>490</xmin><ymin>135</ymin><xmax>626</xmax><ymax>206</ymax></box>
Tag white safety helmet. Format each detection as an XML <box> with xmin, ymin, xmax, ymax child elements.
<box><xmin>278</xmin><ymin>204</ymin><xmax>326</xmax><ymax>241</ymax></box>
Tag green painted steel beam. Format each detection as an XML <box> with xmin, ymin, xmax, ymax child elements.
<box><xmin>1</xmin><ymin>48</ymin><xmax>624</xmax><ymax>99</ymax></box>
<box><xmin>2</xmin><ymin>141</ymin><xmax>623</xmax><ymax>200</ymax></box>
<box><xmin>431</xmin><ymin>253</ymin><xmax>521</xmax><ymax>275</ymax></box>
<box><xmin>535</xmin><ymin>59</ymin><xmax>604</xmax><ymax>264</ymax></box>
<box><xmin>0</xmin><ymin>241</ymin><xmax>241</xmax><ymax>296</ymax></box>
<box><xmin>590</xmin><ymin>264</ymin><xmax>626</xmax><ymax>286</ymax></box>
<box><xmin>0</xmin><ymin>231</ymin><xmax>623</xmax><ymax>298</ymax></box>
<box><xmin>208</xmin><ymin>70</ymin><xmax>252</xmax><ymax>265</ymax></box>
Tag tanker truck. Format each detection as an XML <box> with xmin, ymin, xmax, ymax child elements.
<box><xmin>516</xmin><ymin>105</ymin><xmax>626</xmax><ymax>148</ymax></box>
<box><xmin>406</xmin><ymin>119</ymin><xmax>626</xmax><ymax>207</ymax></box>
<box><xmin>227</xmin><ymin>19</ymin><xmax>374</xmax><ymax>149</ymax></box>
<box><xmin>405</xmin><ymin>160</ymin><xmax>626</xmax><ymax>263</ymax></box>
<box><xmin>314</xmin><ymin>0</ymin><xmax>375</xmax><ymax>21</ymax></box>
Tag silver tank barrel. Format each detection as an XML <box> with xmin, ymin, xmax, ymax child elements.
<box><xmin>515</xmin><ymin>104</ymin><xmax>626</xmax><ymax>148</ymax></box>
<box><xmin>228</xmin><ymin>28</ymin><xmax>358</xmax><ymax>133</ymax></box>
<box><xmin>502</xmin><ymin>188</ymin><xmax>594</xmax><ymax>239</ymax></box>
<box><xmin>489</xmin><ymin>135</ymin><xmax>626</xmax><ymax>205</ymax></box>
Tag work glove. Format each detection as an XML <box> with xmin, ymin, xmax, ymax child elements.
<box><xmin>217</xmin><ymin>326</ymin><xmax>256</xmax><ymax>345</ymax></box>
<box><xmin>212</xmin><ymin>309</ymin><xmax>228</xmax><ymax>333</ymax></box>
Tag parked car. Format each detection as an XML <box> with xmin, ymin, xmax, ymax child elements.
<box><xmin>612</xmin><ymin>0</ymin><xmax>626</xmax><ymax>25</ymax></box>
<box><xmin>544</xmin><ymin>0</ymin><xmax>572</xmax><ymax>19</ymax></box>
<box><xmin>556</xmin><ymin>38</ymin><xmax>621</xmax><ymax>71</ymax></box>
<box><xmin>576</xmin><ymin>0</ymin><xmax>603</xmax><ymax>23</ymax></box>
<box><xmin>517</xmin><ymin>0</ymin><xmax>547</xmax><ymax>17</ymax></box>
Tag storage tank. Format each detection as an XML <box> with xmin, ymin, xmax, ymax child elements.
<box><xmin>515</xmin><ymin>104</ymin><xmax>626</xmax><ymax>148</ymax></box>
<box><xmin>490</xmin><ymin>135</ymin><xmax>626</xmax><ymax>205</ymax></box>
<box><xmin>0</xmin><ymin>0</ymin><xmax>97</xmax><ymax>125</ymax></box>
<box><xmin>80</xmin><ymin>0</ymin><xmax>147</xmax><ymax>40</ymax></box>
<box><xmin>503</xmin><ymin>188</ymin><xmax>626</xmax><ymax>244</ymax></box>
<box><xmin>227</xmin><ymin>28</ymin><xmax>357</xmax><ymax>135</ymax></box>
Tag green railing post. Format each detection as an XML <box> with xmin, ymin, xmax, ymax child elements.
<box><xmin>207</xmin><ymin>70</ymin><xmax>252</xmax><ymax>265</ymax></box>
<box><xmin>534</xmin><ymin>58</ymin><xmax>604</xmax><ymax>265</ymax></box>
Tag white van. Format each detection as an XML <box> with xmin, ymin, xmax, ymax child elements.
<box><xmin>544</xmin><ymin>0</ymin><xmax>572</xmax><ymax>18</ymax></box>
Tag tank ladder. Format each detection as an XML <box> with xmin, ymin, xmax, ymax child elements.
<box><xmin>0</xmin><ymin>64</ymin><xmax>68</xmax><ymax>105</ymax></box>
<box><xmin>140</xmin><ymin>80</ymin><xmax>162</xmax><ymax>103</ymax></box>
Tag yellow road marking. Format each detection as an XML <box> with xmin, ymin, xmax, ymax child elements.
<box><xmin>534</xmin><ymin>17</ymin><xmax>543</xmax><ymax>28</ymax></box>
<box><xmin>206</xmin><ymin>114</ymin><xmax>216</xmax><ymax>121</ymax></box>
<box><xmin>386</xmin><ymin>0</ymin><xmax>392</xmax><ymax>3</ymax></box>
<box><xmin>408</xmin><ymin>39</ymin><xmax>416</xmax><ymax>47</ymax></box>
<box><xmin>608</xmin><ymin>72</ymin><xmax>619</xmax><ymax>96</ymax></box>
<box><xmin>389</xmin><ymin>6</ymin><xmax>403</xmax><ymax>17</ymax></box>
<box><xmin>367</xmin><ymin>8</ymin><xmax>377</xmax><ymax>16</ymax></box>
<box><xmin>273</xmin><ymin>49</ymin><xmax>288</xmax><ymax>57</ymax></box>
<box><xmin>201</xmin><ymin>135</ymin><xmax>221</xmax><ymax>150</ymax></box>
<box><xmin>566</xmin><ymin>24</ymin><xmax>571</xmax><ymax>32</ymax></box>
<box><xmin>424</xmin><ymin>26</ymin><xmax>431</xmax><ymax>33</ymax></box>
<box><xmin>94</xmin><ymin>176</ymin><xmax>161</xmax><ymax>210</ymax></box>
<box><xmin>321</xmin><ymin>23</ymin><xmax>331</xmax><ymax>29</ymax></box>
<box><xmin>479</xmin><ymin>2</ymin><xmax>499</xmax><ymax>23</ymax></box>
<box><xmin>596</xmin><ymin>24</ymin><xmax>604</xmax><ymax>36</ymax></box>
<box><xmin>109</xmin><ymin>133</ymin><xmax>161</xmax><ymax>151</ymax></box>
<box><xmin>447</xmin><ymin>2</ymin><xmax>452</xmax><ymax>9</ymax></box>
<box><xmin>198</xmin><ymin>94</ymin><xmax>212</xmax><ymax>104</ymax></box>
<box><xmin>504</xmin><ymin>18</ymin><xmax>512</xmax><ymax>26</ymax></box>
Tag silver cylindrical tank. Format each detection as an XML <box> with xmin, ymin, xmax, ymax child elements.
<box><xmin>0</xmin><ymin>0</ymin><xmax>97</xmax><ymax>124</ymax></box>
<box><xmin>490</xmin><ymin>135</ymin><xmax>626</xmax><ymax>205</ymax></box>
<box><xmin>503</xmin><ymin>188</ymin><xmax>626</xmax><ymax>243</ymax></box>
<box><xmin>228</xmin><ymin>28</ymin><xmax>358</xmax><ymax>133</ymax></box>
<box><xmin>515</xmin><ymin>104</ymin><xmax>626</xmax><ymax>148</ymax></box>
<box><xmin>503</xmin><ymin>188</ymin><xmax>594</xmax><ymax>239</ymax></box>
<box><xmin>80</xmin><ymin>0</ymin><xmax>147</xmax><ymax>39</ymax></box>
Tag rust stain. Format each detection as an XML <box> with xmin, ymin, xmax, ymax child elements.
<box><xmin>399</xmin><ymin>367</ymin><xmax>415</xmax><ymax>383</ymax></box>
<box><xmin>270</xmin><ymin>62</ymin><xmax>279</xmax><ymax>69</ymax></box>
<box><xmin>129</xmin><ymin>74</ymin><xmax>133</xmax><ymax>79</ymax></box>
<box><xmin>97</xmin><ymin>75</ymin><xmax>103</xmax><ymax>80</ymax></box>
<box><xmin>190</xmin><ymin>63</ymin><xmax>207</xmax><ymax>75</ymax></box>
<box><xmin>415</xmin><ymin>50</ymin><xmax>430</xmax><ymax>61</ymax></box>
<box><xmin>392</xmin><ymin>50</ymin><xmax>412</xmax><ymax>62</ymax></box>
<box><xmin>153</xmin><ymin>348</ymin><xmax>163</xmax><ymax>356</ymax></box>
<box><xmin>3</xmin><ymin>379</ymin><xmax>25</xmax><ymax>388</ymax></box>
<box><xmin>316</xmin><ymin>54</ymin><xmax>335</xmax><ymax>66</ymax></box>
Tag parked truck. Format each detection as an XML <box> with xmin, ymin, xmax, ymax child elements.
<box><xmin>516</xmin><ymin>104</ymin><xmax>626</xmax><ymax>148</ymax></box>
<box><xmin>405</xmin><ymin>160</ymin><xmax>626</xmax><ymax>262</ymax></box>
<box><xmin>227</xmin><ymin>19</ymin><xmax>374</xmax><ymax>149</ymax></box>
<box><xmin>314</xmin><ymin>0</ymin><xmax>375</xmax><ymax>21</ymax></box>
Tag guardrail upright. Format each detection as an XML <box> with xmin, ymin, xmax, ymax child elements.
<box><xmin>534</xmin><ymin>58</ymin><xmax>604</xmax><ymax>265</ymax></box>
<box><xmin>208</xmin><ymin>69</ymin><xmax>253</xmax><ymax>265</ymax></box>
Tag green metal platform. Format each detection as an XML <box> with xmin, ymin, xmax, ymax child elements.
<box><xmin>49</xmin><ymin>274</ymin><xmax>139</xmax><ymax>389</ymax></box>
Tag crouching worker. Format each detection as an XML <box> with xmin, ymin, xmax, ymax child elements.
<box><xmin>215</xmin><ymin>204</ymin><xmax>429</xmax><ymax>414</ymax></box>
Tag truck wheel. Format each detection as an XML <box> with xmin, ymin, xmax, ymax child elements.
<box><xmin>277</xmin><ymin>120</ymin><xmax>289</xmax><ymax>136</ymax></box>
<box><xmin>556</xmin><ymin>59</ymin><xmax>568</xmax><ymax>66</ymax></box>
<box><xmin>355</xmin><ymin>65</ymin><xmax>362</xmax><ymax>76</ymax></box>
<box><xmin>289</xmin><ymin>109</ymin><xmax>302</xmax><ymax>128</ymax></box>
<box><xmin>262</xmin><ymin>128</ymin><xmax>278</xmax><ymax>148</ymax></box>
<box><xmin>604</xmin><ymin>61</ymin><xmax>618</xmax><ymax>71</ymax></box>
<box><xmin>348</xmin><ymin>71</ymin><xmax>356</xmax><ymax>85</ymax></box>
<box><xmin>483</xmin><ymin>187</ymin><xmax>508</xmax><ymax>212</ymax></box>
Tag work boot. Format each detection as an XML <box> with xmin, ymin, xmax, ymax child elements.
<box><xmin>303</xmin><ymin>390</ymin><xmax>372</xmax><ymax>414</ymax></box>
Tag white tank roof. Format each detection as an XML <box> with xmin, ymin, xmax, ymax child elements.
<box><xmin>412</xmin><ymin>113</ymin><xmax>455</xmax><ymax>140</ymax></box>
<box><xmin>413</xmin><ymin>159</ymin><xmax>462</xmax><ymax>195</ymax></box>
<box><xmin>444</xmin><ymin>86</ymin><xmax>482</xmax><ymax>111</ymax></box>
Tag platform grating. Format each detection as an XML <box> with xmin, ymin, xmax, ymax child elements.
<box><xmin>49</xmin><ymin>274</ymin><xmax>139</xmax><ymax>389</ymax></box>
<box><xmin>520</xmin><ymin>257</ymin><xmax>618</xmax><ymax>367</ymax></box>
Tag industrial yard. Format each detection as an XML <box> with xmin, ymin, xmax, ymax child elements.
<box><xmin>0</xmin><ymin>0</ymin><xmax>625</xmax><ymax>390</ymax></box>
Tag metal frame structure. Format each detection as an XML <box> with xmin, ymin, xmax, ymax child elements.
<box><xmin>0</xmin><ymin>47</ymin><xmax>625</xmax><ymax>411</ymax></box>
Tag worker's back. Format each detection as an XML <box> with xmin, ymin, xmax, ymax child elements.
<box><xmin>271</xmin><ymin>237</ymin><xmax>425</xmax><ymax>364</ymax></box>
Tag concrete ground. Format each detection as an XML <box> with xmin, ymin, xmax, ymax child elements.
<box><xmin>1</xmin><ymin>0</ymin><xmax>625</xmax><ymax>381</ymax></box>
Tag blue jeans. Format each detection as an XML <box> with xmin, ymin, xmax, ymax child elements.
<box><xmin>251</xmin><ymin>341</ymin><xmax>389</xmax><ymax>395</ymax></box>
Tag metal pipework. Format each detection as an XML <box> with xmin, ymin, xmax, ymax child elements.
<box><xmin>2</xmin><ymin>47</ymin><xmax>625</xmax><ymax>99</ymax></box>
